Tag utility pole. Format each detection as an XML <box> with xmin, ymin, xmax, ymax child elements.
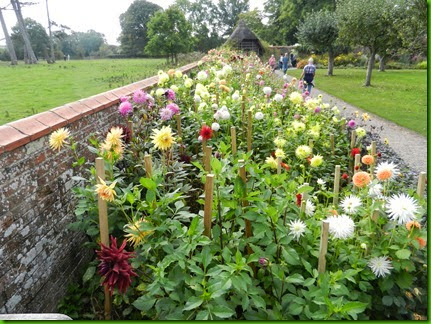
<box><xmin>0</xmin><ymin>6</ymin><xmax>18</xmax><ymax>65</ymax></box>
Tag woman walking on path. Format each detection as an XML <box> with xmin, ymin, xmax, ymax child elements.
<box><xmin>300</xmin><ymin>57</ymin><xmax>316</xmax><ymax>94</ymax></box>
<box><xmin>282</xmin><ymin>53</ymin><xmax>289</xmax><ymax>74</ymax></box>
<box><xmin>268</xmin><ymin>54</ymin><xmax>276</xmax><ymax>71</ymax></box>
<box><xmin>278</xmin><ymin>55</ymin><xmax>283</xmax><ymax>70</ymax></box>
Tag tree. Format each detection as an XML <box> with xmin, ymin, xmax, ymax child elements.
<box><xmin>237</xmin><ymin>10</ymin><xmax>269</xmax><ymax>42</ymax></box>
<box><xmin>11</xmin><ymin>18</ymin><xmax>50</xmax><ymax>61</ymax></box>
<box><xmin>213</xmin><ymin>0</ymin><xmax>249</xmax><ymax>37</ymax></box>
<box><xmin>119</xmin><ymin>0</ymin><xmax>162</xmax><ymax>57</ymax></box>
<box><xmin>336</xmin><ymin>0</ymin><xmax>401</xmax><ymax>86</ymax></box>
<box><xmin>75</xmin><ymin>30</ymin><xmax>105</xmax><ymax>56</ymax></box>
<box><xmin>296</xmin><ymin>10</ymin><xmax>339</xmax><ymax>75</ymax></box>
<box><xmin>0</xmin><ymin>6</ymin><xmax>18</xmax><ymax>64</ymax></box>
<box><xmin>145</xmin><ymin>6</ymin><xmax>193</xmax><ymax>63</ymax></box>
<box><xmin>10</xmin><ymin>0</ymin><xmax>37</xmax><ymax>64</ymax></box>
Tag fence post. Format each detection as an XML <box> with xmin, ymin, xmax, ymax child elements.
<box><xmin>354</xmin><ymin>153</ymin><xmax>361</xmax><ymax>174</ymax></box>
<box><xmin>308</xmin><ymin>139</ymin><xmax>314</xmax><ymax>149</ymax></box>
<box><xmin>144</xmin><ymin>154</ymin><xmax>152</xmax><ymax>178</ymax></box>
<box><xmin>333</xmin><ymin>165</ymin><xmax>341</xmax><ymax>206</ymax></box>
<box><xmin>127</xmin><ymin>120</ymin><xmax>133</xmax><ymax>137</ymax></box>
<box><xmin>203</xmin><ymin>174</ymin><xmax>215</xmax><ymax>237</ymax></box>
<box><xmin>231</xmin><ymin>126</ymin><xmax>237</xmax><ymax>155</ymax></box>
<box><xmin>204</xmin><ymin>146</ymin><xmax>212</xmax><ymax>172</ymax></box>
<box><xmin>417</xmin><ymin>172</ymin><xmax>426</xmax><ymax>197</ymax></box>
<box><xmin>330</xmin><ymin>134</ymin><xmax>335</xmax><ymax>154</ymax></box>
<box><xmin>247</xmin><ymin>109</ymin><xmax>252</xmax><ymax>152</ymax></box>
<box><xmin>175</xmin><ymin>114</ymin><xmax>183</xmax><ymax>154</ymax></box>
<box><xmin>277</xmin><ymin>156</ymin><xmax>282</xmax><ymax>175</ymax></box>
<box><xmin>318</xmin><ymin>220</ymin><xmax>330</xmax><ymax>274</ymax></box>
<box><xmin>95</xmin><ymin>157</ymin><xmax>111</xmax><ymax>320</ymax></box>
<box><xmin>350</xmin><ymin>130</ymin><xmax>357</xmax><ymax>149</ymax></box>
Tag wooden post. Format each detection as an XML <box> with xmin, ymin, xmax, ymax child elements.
<box><xmin>308</xmin><ymin>139</ymin><xmax>314</xmax><ymax>149</ymax></box>
<box><xmin>354</xmin><ymin>153</ymin><xmax>361</xmax><ymax>173</ymax></box>
<box><xmin>318</xmin><ymin>220</ymin><xmax>330</xmax><ymax>274</ymax></box>
<box><xmin>144</xmin><ymin>154</ymin><xmax>152</xmax><ymax>178</ymax></box>
<box><xmin>204</xmin><ymin>146</ymin><xmax>212</xmax><ymax>172</ymax></box>
<box><xmin>247</xmin><ymin>109</ymin><xmax>252</xmax><ymax>152</ymax></box>
<box><xmin>241</xmin><ymin>94</ymin><xmax>245</xmax><ymax>124</ymax></box>
<box><xmin>239</xmin><ymin>160</ymin><xmax>252</xmax><ymax>255</ymax></box>
<box><xmin>231</xmin><ymin>126</ymin><xmax>237</xmax><ymax>155</ymax></box>
<box><xmin>333</xmin><ymin>165</ymin><xmax>340</xmax><ymax>206</ymax></box>
<box><xmin>417</xmin><ymin>172</ymin><xmax>426</xmax><ymax>197</ymax></box>
<box><xmin>371</xmin><ymin>210</ymin><xmax>379</xmax><ymax>222</ymax></box>
<box><xmin>300</xmin><ymin>182</ymin><xmax>309</xmax><ymax>215</ymax></box>
<box><xmin>95</xmin><ymin>157</ymin><xmax>111</xmax><ymax>320</ymax></box>
<box><xmin>277</xmin><ymin>156</ymin><xmax>282</xmax><ymax>175</ymax></box>
<box><xmin>203</xmin><ymin>174</ymin><xmax>214</xmax><ymax>238</ymax></box>
<box><xmin>127</xmin><ymin>120</ymin><xmax>133</xmax><ymax>137</ymax></box>
<box><xmin>330</xmin><ymin>134</ymin><xmax>334</xmax><ymax>154</ymax></box>
<box><xmin>350</xmin><ymin>130</ymin><xmax>356</xmax><ymax>149</ymax></box>
<box><xmin>370</xmin><ymin>141</ymin><xmax>377</xmax><ymax>178</ymax></box>
<box><xmin>175</xmin><ymin>114</ymin><xmax>183</xmax><ymax>154</ymax></box>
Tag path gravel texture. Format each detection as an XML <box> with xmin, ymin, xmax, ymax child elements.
<box><xmin>278</xmin><ymin>71</ymin><xmax>428</xmax><ymax>174</ymax></box>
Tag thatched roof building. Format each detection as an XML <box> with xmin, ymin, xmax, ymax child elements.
<box><xmin>226</xmin><ymin>20</ymin><xmax>264</xmax><ymax>56</ymax></box>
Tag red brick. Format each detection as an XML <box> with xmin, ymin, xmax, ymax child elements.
<box><xmin>101</xmin><ymin>91</ymin><xmax>120</xmax><ymax>103</ymax></box>
<box><xmin>67</xmin><ymin>101</ymin><xmax>92</xmax><ymax>116</ymax></box>
<box><xmin>0</xmin><ymin>126</ymin><xmax>29</xmax><ymax>152</ymax></box>
<box><xmin>110</xmin><ymin>87</ymin><xmax>130</xmax><ymax>98</ymax></box>
<box><xmin>91</xmin><ymin>94</ymin><xmax>113</xmax><ymax>110</ymax></box>
<box><xmin>34</xmin><ymin>111</ymin><xmax>68</xmax><ymax>130</ymax></box>
<box><xmin>51</xmin><ymin>105</ymin><xmax>81</xmax><ymax>123</ymax></box>
<box><xmin>9</xmin><ymin>116</ymin><xmax>51</xmax><ymax>141</ymax></box>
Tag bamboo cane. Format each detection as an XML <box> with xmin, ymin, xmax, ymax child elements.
<box><xmin>318</xmin><ymin>220</ymin><xmax>330</xmax><ymax>274</ymax></box>
<box><xmin>95</xmin><ymin>157</ymin><xmax>111</xmax><ymax>320</ymax></box>
<box><xmin>144</xmin><ymin>154</ymin><xmax>152</xmax><ymax>178</ymax></box>
<box><xmin>231</xmin><ymin>126</ymin><xmax>237</xmax><ymax>155</ymax></box>
<box><xmin>330</xmin><ymin>134</ymin><xmax>335</xmax><ymax>154</ymax></box>
<box><xmin>370</xmin><ymin>141</ymin><xmax>377</xmax><ymax>178</ymax></box>
<box><xmin>247</xmin><ymin>109</ymin><xmax>252</xmax><ymax>152</ymax></box>
<box><xmin>350</xmin><ymin>130</ymin><xmax>356</xmax><ymax>149</ymax></box>
<box><xmin>204</xmin><ymin>146</ymin><xmax>212</xmax><ymax>172</ymax></box>
<box><xmin>175</xmin><ymin>114</ymin><xmax>183</xmax><ymax>155</ymax></box>
<box><xmin>239</xmin><ymin>160</ymin><xmax>252</xmax><ymax>255</ymax></box>
<box><xmin>371</xmin><ymin>210</ymin><xmax>379</xmax><ymax>222</ymax></box>
<box><xmin>277</xmin><ymin>156</ymin><xmax>282</xmax><ymax>175</ymax></box>
<box><xmin>300</xmin><ymin>182</ymin><xmax>309</xmax><ymax>215</ymax></box>
<box><xmin>417</xmin><ymin>172</ymin><xmax>426</xmax><ymax>197</ymax></box>
<box><xmin>333</xmin><ymin>165</ymin><xmax>341</xmax><ymax>206</ymax></box>
<box><xmin>354</xmin><ymin>153</ymin><xmax>361</xmax><ymax>174</ymax></box>
<box><xmin>127</xmin><ymin>120</ymin><xmax>133</xmax><ymax>137</ymax></box>
<box><xmin>203</xmin><ymin>174</ymin><xmax>214</xmax><ymax>238</ymax></box>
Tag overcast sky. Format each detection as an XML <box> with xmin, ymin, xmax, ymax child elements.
<box><xmin>0</xmin><ymin>0</ymin><xmax>265</xmax><ymax>46</ymax></box>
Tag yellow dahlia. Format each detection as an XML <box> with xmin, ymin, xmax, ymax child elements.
<box><xmin>49</xmin><ymin>127</ymin><xmax>70</xmax><ymax>151</ymax></box>
<box><xmin>106</xmin><ymin>127</ymin><xmax>124</xmax><ymax>148</ymax></box>
<box><xmin>95</xmin><ymin>178</ymin><xmax>116</xmax><ymax>202</ymax></box>
<box><xmin>151</xmin><ymin>126</ymin><xmax>175</xmax><ymax>151</ymax></box>
<box><xmin>124</xmin><ymin>218</ymin><xmax>154</xmax><ymax>247</ymax></box>
<box><xmin>265</xmin><ymin>156</ymin><xmax>278</xmax><ymax>169</ymax></box>
<box><xmin>310</xmin><ymin>155</ymin><xmax>323</xmax><ymax>167</ymax></box>
<box><xmin>275</xmin><ymin>148</ymin><xmax>285</xmax><ymax>159</ymax></box>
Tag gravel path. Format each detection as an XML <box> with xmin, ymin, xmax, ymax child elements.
<box><xmin>278</xmin><ymin>71</ymin><xmax>427</xmax><ymax>174</ymax></box>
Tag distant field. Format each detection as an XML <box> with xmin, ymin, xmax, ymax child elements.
<box><xmin>287</xmin><ymin>68</ymin><xmax>427</xmax><ymax>136</ymax></box>
<box><xmin>0</xmin><ymin>59</ymin><xmax>166</xmax><ymax>125</ymax></box>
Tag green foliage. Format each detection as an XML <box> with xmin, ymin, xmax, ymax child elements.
<box><xmin>145</xmin><ymin>6</ymin><xmax>193</xmax><ymax>63</ymax></box>
<box><xmin>11</xmin><ymin>18</ymin><xmax>50</xmax><ymax>61</ymax></box>
<box><xmin>213</xmin><ymin>0</ymin><xmax>250</xmax><ymax>36</ymax></box>
<box><xmin>118</xmin><ymin>0</ymin><xmax>163</xmax><ymax>57</ymax></box>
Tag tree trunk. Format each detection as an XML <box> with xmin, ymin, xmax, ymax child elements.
<box><xmin>0</xmin><ymin>7</ymin><xmax>18</xmax><ymax>65</ymax></box>
<box><xmin>365</xmin><ymin>48</ymin><xmax>376</xmax><ymax>86</ymax></box>
<box><xmin>327</xmin><ymin>50</ymin><xmax>335</xmax><ymax>76</ymax></box>
<box><xmin>11</xmin><ymin>0</ymin><xmax>38</xmax><ymax>64</ymax></box>
<box><xmin>379</xmin><ymin>55</ymin><xmax>385</xmax><ymax>72</ymax></box>
<box><xmin>45</xmin><ymin>0</ymin><xmax>55</xmax><ymax>63</ymax></box>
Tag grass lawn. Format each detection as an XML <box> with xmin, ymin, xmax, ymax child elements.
<box><xmin>0</xmin><ymin>58</ymin><xmax>167</xmax><ymax>125</ymax></box>
<box><xmin>287</xmin><ymin>68</ymin><xmax>427</xmax><ymax>136</ymax></box>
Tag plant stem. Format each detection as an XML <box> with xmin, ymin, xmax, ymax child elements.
<box><xmin>216</xmin><ymin>183</ymin><xmax>224</xmax><ymax>251</ymax></box>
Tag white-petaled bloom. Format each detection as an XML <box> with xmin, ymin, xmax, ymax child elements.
<box><xmin>198</xmin><ymin>135</ymin><xmax>203</xmax><ymax>142</ymax></box>
<box><xmin>340</xmin><ymin>195</ymin><xmax>362</xmax><ymax>214</ymax></box>
<box><xmin>375</xmin><ymin>161</ymin><xmax>399</xmax><ymax>181</ymax></box>
<box><xmin>221</xmin><ymin>110</ymin><xmax>230</xmax><ymax>120</ymax></box>
<box><xmin>232</xmin><ymin>91</ymin><xmax>240</xmax><ymax>101</ymax></box>
<box><xmin>274</xmin><ymin>137</ymin><xmax>286</xmax><ymax>148</ymax></box>
<box><xmin>368</xmin><ymin>183</ymin><xmax>383</xmax><ymax>198</ymax></box>
<box><xmin>288</xmin><ymin>219</ymin><xmax>306</xmax><ymax>241</ymax></box>
<box><xmin>368</xmin><ymin>256</ymin><xmax>393</xmax><ymax>278</ymax></box>
<box><xmin>273</xmin><ymin>94</ymin><xmax>283</xmax><ymax>102</ymax></box>
<box><xmin>332</xmin><ymin>106</ymin><xmax>340</xmax><ymax>115</ymax></box>
<box><xmin>263</xmin><ymin>86</ymin><xmax>272</xmax><ymax>96</ymax></box>
<box><xmin>326</xmin><ymin>215</ymin><xmax>355</xmax><ymax>239</ymax></box>
<box><xmin>386</xmin><ymin>193</ymin><xmax>420</xmax><ymax>225</ymax></box>
<box><xmin>211</xmin><ymin>122</ymin><xmax>220</xmax><ymax>132</ymax></box>
<box><xmin>197</xmin><ymin>71</ymin><xmax>208</xmax><ymax>81</ymax></box>
<box><xmin>255</xmin><ymin>112</ymin><xmax>264</xmax><ymax>120</ymax></box>
<box><xmin>361</xmin><ymin>243</ymin><xmax>367</xmax><ymax>250</ymax></box>
<box><xmin>194</xmin><ymin>95</ymin><xmax>201</xmax><ymax>103</ymax></box>
<box><xmin>356</xmin><ymin>127</ymin><xmax>366</xmax><ymax>138</ymax></box>
<box><xmin>305</xmin><ymin>200</ymin><xmax>315</xmax><ymax>217</ymax></box>
<box><xmin>317</xmin><ymin>178</ymin><xmax>326</xmax><ymax>189</ymax></box>
<box><xmin>275</xmin><ymin>148</ymin><xmax>285</xmax><ymax>158</ymax></box>
<box><xmin>289</xmin><ymin>91</ymin><xmax>303</xmax><ymax>105</ymax></box>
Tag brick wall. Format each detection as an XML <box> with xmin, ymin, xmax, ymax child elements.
<box><xmin>0</xmin><ymin>62</ymin><xmax>198</xmax><ymax>313</ymax></box>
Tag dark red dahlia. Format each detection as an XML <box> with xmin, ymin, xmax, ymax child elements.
<box><xmin>342</xmin><ymin>173</ymin><xmax>349</xmax><ymax>180</ymax></box>
<box><xmin>377</xmin><ymin>152</ymin><xmax>382</xmax><ymax>157</ymax></box>
<box><xmin>351</xmin><ymin>148</ymin><xmax>360</xmax><ymax>157</ymax></box>
<box><xmin>271</xmin><ymin>151</ymin><xmax>276</xmax><ymax>158</ymax></box>
<box><xmin>296</xmin><ymin>193</ymin><xmax>302</xmax><ymax>207</ymax></box>
<box><xmin>179</xmin><ymin>154</ymin><xmax>191</xmax><ymax>163</ymax></box>
<box><xmin>200</xmin><ymin>125</ymin><xmax>213</xmax><ymax>140</ymax></box>
<box><xmin>96</xmin><ymin>236</ymin><xmax>137</xmax><ymax>295</ymax></box>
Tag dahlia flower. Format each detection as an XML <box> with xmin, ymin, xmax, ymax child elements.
<box><xmin>211</xmin><ymin>122</ymin><xmax>220</xmax><ymax>131</ymax></box>
<box><xmin>352</xmin><ymin>171</ymin><xmax>371</xmax><ymax>188</ymax></box>
<box><xmin>118</xmin><ymin>101</ymin><xmax>133</xmax><ymax>117</ymax></box>
<box><xmin>49</xmin><ymin>128</ymin><xmax>70</xmax><ymax>151</ymax></box>
<box><xmin>200</xmin><ymin>125</ymin><xmax>213</xmax><ymax>140</ymax></box>
<box><xmin>295</xmin><ymin>145</ymin><xmax>312</xmax><ymax>160</ymax></box>
<box><xmin>159</xmin><ymin>107</ymin><xmax>174</xmax><ymax>121</ymax></box>
<box><xmin>340</xmin><ymin>195</ymin><xmax>362</xmax><ymax>214</ymax></box>
<box><xmin>375</xmin><ymin>161</ymin><xmax>399</xmax><ymax>181</ymax></box>
<box><xmin>165</xmin><ymin>89</ymin><xmax>176</xmax><ymax>101</ymax></box>
<box><xmin>310</xmin><ymin>155</ymin><xmax>323</xmax><ymax>168</ymax></box>
<box><xmin>255</xmin><ymin>112</ymin><xmax>264</xmax><ymax>120</ymax></box>
<box><xmin>386</xmin><ymin>193</ymin><xmax>419</xmax><ymax>224</ymax></box>
<box><xmin>289</xmin><ymin>91</ymin><xmax>303</xmax><ymax>105</ymax></box>
<box><xmin>265</xmin><ymin>156</ymin><xmax>277</xmax><ymax>169</ymax></box>
<box><xmin>305</xmin><ymin>200</ymin><xmax>315</xmax><ymax>217</ymax></box>
<box><xmin>132</xmin><ymin>90</ymin><xmax>146</xmax><ymax>104</ymax></box>
<box><xmin>368</xmin><ymin>256</ymin><xmax>393</xmax><ymax>278</ymax></box>
<box><xmin>274</xmin><ymin>94</ymin><xmax>283</xmax><ymax>102</ymax></box>
<box><xmin>151</xmin><ymin>126</ymin><xmax>175</xmax><ymax>151</ymax></box>
<box><xmin>326</xmin><ymin>215</ymin><xmax>355</xmax><ymax>239</ymax></box>
<box><xmin>124</xmin><ymin>218</ymin><xmax>154</xmax><ymax>247</ymax></box>
<box><xmin>166</xmin><ymin>103</ymin><xmax>180</xmax><ymax>115</ymax></box>
<box><xmin>289</xmin><ymin>219</ymin><xmax>307</xmax><ymax>240</ymax></box>
<box><xmin>95</xmin><ymin>178</ymin><xmax>117</xmax><ymax>202</ymax></box>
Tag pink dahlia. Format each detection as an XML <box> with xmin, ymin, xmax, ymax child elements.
<box><xmin>96</xmin><ymin>236</ymin><xmax>137</xmax><ymax>295</ymax></box>
<box><xmin>165</xmin><ymin>89</ymin><xmax>176</xmax><ymax>101</ymax></box>
<box><xmin>167</xmin><ymin>103</ymin><xmax>180</xmax><ymax>115</ymax></box>
<box><xmin>120</xmin><ymin>96</ymin><xmax>129</xmax><ymax>103</ymax></box>
<box><xmin>347</xmin><ymin>120</ymin><xmax>356</xmax><ymax>128</ymax></box>
<box><xmin>159</xmin><ymin>107</ymin><xmax>174</xmax><ymax>121</ymax></box>
<box><xmin>133</xmin><ymin>90</ymin><xmax>147</xmax><ymax>104</ymax></box>
<box><xmin>118</xmin><ymin>101</ymin><xmax>133</xmax><ymax>117</ymax></box>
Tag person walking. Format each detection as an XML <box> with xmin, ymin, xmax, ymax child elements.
<box><xmin>268</xmin><ymin>54</ymin><xmax>276</xmax><ymax>71</ymax></box>
<box><xmin>290</xmin><ymin>53</ymin><xmax>297</xmax><ymax>68</ymax></box>
<box><xmin>282</xmin><ymin>53</ymin><xmax>289</xmax><ymax>74</ymax></box>
<box><xmin>279</xmin><ymin>54</ymin><xmax>283</xmax><ymax>70</ymax></box>
<box><xmin>300</xmin><ymin>57</ymin><xmax>316</xmax><ymax>94</ymax></box>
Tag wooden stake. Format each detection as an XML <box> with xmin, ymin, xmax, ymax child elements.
<box><xmin>330</xmin><ymin>134</ymin><xmax>334</xmax><ymax>154</ymax></box>
<box><xmin>127</xmin><ymin>120</ymin><xmax>133</xmax><ymax>137</ymax></box>
<box><xmin>333</xmin><ymin>165</ymin><xmax>341</xmax><ymax>206</ymax></box>
<box><xmin>203</xmin><ymin>174</ymin><xmax>214</xmax><ymax>238</ymax></box>
<box><xmin>95</xmin><ymin>157</ymin><xmax>111</xmax><ymax>320</ymax></box>
<box><xmin>318</xmin><ymin>220</ymin><xmax>330</xmax><ymax>274</ymax></box>
<box><xmin>247</xmin><ymin>109</ymin><xmax>252</xmax><ymax>152</ymax></box>
<box><xmin>370</xmin><ymin>141</ymin><xmax>377</xmax><ymax>178</ymax></box>
<box><xmin>231</xmin><ymin>126</ymin><xmax>237</xmax><ymax>155</ymax></box>
<box><xmin>371</xmin><ymin>210</ymin><xmax>379</xmax><ymax>222</ymax></box>
<box><xmin>350</xmin><ymin>130</ymin><xmax>356</xmax><ymax>149</ymax></box>
<box><xmin>308</xmin><ymin>139</ymin><xmax>314</xmax><ymax>149</ymax></box>
<box><xmin>239</xmin><ymin>160</ymin><xmax>252</xmax><ymax>255</ymax></box>
<box><xmin>277</xmin><ymin>156</ymin><xmax>282</xmax><ymax>175</ymax></box>
<box><xmin>241</xmin><ymin>94</ymin><xmax>245</xmax><ymax>124</ymax></box>
<box><xmin>354</xmin><ymin>153</ymin><xmax>361</xmax><ymax>173</ymax></box>
<box><xmin>144</xmin><ymin>154</ymin><xmax>152</xmax><ymax>178</ymax></box>
<box><xmin>300</xmin><ymin>182</ymin><xmax>309</xmax><ymax>215</ymax></box>
<box><xmin>417</xmin><ymin>172</ymin><xmax>426</xmax><ymax>197</ymax></box>
<box><xmin>204</xmin><ymin>146</ymin><xmax>212</xmax><ymax>172</ymax></box>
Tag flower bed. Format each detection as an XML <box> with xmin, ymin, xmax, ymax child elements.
<box><xmin>53</xmin><ymin>49</ymin><xmax>427</xmax><ymax>320</ymax></box>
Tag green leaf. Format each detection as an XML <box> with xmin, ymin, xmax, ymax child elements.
<box><xmin>340</xmin><ymin>301</ymin><xmax>368</xmax><ymax>317</ymax></box>
<box><xmin>395</xmin><ymin>271</ymin><xmax>413</xmax><ymax>289</ymax></box>
<box><xmin>133</xmin><ymin>295</ymin><xmax>156</xmax><ymax>312</ymax></box>
<box><xmin>297</xmin><ymin>185</ymin><xmax>313</xmax><ymax>194</ymax></box>
<box><xmin>140</xmin><ymin>177</ymin><xmax>157</xmax><ymax>190</ymax></box>
<box><xmin>146</xmin><ymin>190</ymin><xmax>156</xmax><ymax>204</ymax></box>
<box><xmin>201</xmin><ymin>246</ymin><xmax>212</xmax><ymax>269</ymax></box>
<box><xmin>303</xmin><ymin>278</ymin><xmax>316</xmax><ymax>287</ymax></box>
<box><xmin>126</xmin><ymin>192</ymin><xmax>135</xmax><ymax>205</ymax></box>
<box><xmin>183</xmin><ymin>296</ymin><xmax>203</xmax><ymax>311</ymax></box>
<box><xmin>286</xmin><ymin>273</ymin><xmax>304</xmax><ymax>284</ymax></box>
<box><xmin>251</xmin><ymin>295</ymin><xmax>266</xmax><ymax>309</ymax></box>
<box><xmin>288</xmin><ymin>303</ymin><xmax>303</xmax><ymax>316</ymax></box>
<box><xmin>234</xmin><ymin>175</ymin><xmax>246</xmax><ymax>198</ymax></box>
<box><xmin>83</xmin><ymin>266</ymin><xmax>96</xmax><ymax>283</ymax></box>
<box><xmin>382</xmin><ymin>296</ymin><xmax>393</xmax><ymax>306</ymax></box>
<box><xmin>188</xmin><ymin>217</ymin><xmax>199</xmax><ymax>236</ymax></box>
<box><xmin>212</xmin><ymin>305</ymin><xmax>235</xmax><ymax>318</ymax></box>
<box><xmin>395</xmin><ymin>249</ymin><xmax>411</xmax><ymax>260</ymax></box>
<box><xmin>195</xmin><ymin>310</ymin><xmax>209</xmax><ymax>320</ymax></box>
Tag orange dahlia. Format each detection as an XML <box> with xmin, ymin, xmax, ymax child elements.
<box><xmin>361</xmin><ymin>155</ymin><xmax>374</xmax><ymax>165</ymax></box>
<box><xmin>352</xmin><ymin>171</ymin><xmax>371</xmax><ymax>188</ymax></box>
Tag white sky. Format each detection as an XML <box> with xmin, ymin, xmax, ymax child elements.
<box><xmin>0</xmin><ymin>0</ymin><xmax>265</xmax><ymax>45</ymax></box>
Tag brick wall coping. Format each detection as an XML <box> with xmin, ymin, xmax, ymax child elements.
<box><xmin>0</xmin><ymin>61</ymin><xmax>199</xmax><ymax>154</ymax></box>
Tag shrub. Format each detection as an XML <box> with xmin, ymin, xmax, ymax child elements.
<box><xmin>415</xmin><ymin>61</ymin><xmax>427</xmax><ymax>69</ymax></box>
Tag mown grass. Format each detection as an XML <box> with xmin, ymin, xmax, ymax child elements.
<box><xmin>287</xmin><ymin>68</ymin><xmax>427</xmax><ymax>136</ymax></box>
<box><xmin>0</xmin><ymin>59</ymin><xmax>167</xmax><ymax>125</ymax></box>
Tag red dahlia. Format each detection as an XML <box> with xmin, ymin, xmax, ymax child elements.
<box><xmin>296</xmin><ymin>193</ymin><xmax>302</xmax><ymax>207</ymax></box>
<box><xmin>351</xmin><ymin>148</ymin><xmax>361</xmax><ymax>157</ymax></box>
<box><xmin>342</xmin><ymin>173</ymin><xmax>349</xmax><ymax>180</ymax></box>
<box><xmin>281</xmin><ymin>162</ymin><xmax>290</xmax><ymax>171</ymax></box>
<box><xmin>96</xmin><ymin>236</ymin><xmax>137</xmax><ymax>295</ymax></box>
<box><xmin>200</xmin><ymin>125</ymin><xmax>213</xmax><ymax>140</ymax></box>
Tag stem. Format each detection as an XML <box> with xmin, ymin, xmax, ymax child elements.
<box><xmin>216</xmin><ymin>183</ymin><xmax>224</xmax><ymax>251</ymax></box>
<box><xmin>268</xmin><ymin>267</ymin><xmax>281</xmax><ymax>303</ymax></box>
